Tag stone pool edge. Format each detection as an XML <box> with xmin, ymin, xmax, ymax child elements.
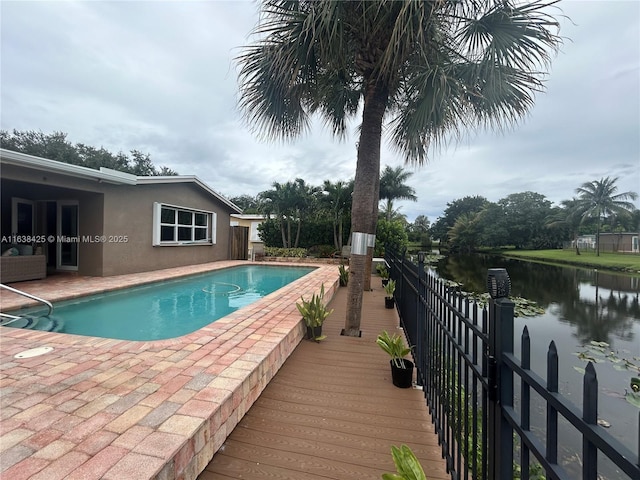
<box><xmin>0</xmin><ymin>261</ymin><xmax>339</xmax><ymax>480</ymax></box>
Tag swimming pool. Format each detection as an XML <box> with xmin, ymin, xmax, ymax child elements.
<box><xmin>5</xmin><ymin>265</ymin><xmax>315</xmax><ymax>341</ymax></box>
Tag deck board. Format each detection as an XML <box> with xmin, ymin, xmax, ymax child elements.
<box><xmin>199</xmin><ymin>277</ymin><xmax>449</xmax><ymax>480</ymax></box>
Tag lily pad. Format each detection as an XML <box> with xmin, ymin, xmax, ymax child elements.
<box><xmin>625</xmin><ymin>392</ymin><xmax>640</xmax><ymax>409</ymax></box>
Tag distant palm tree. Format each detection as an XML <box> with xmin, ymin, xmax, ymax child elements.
<box><xmin>380</xmin><ymin>200</ymin><xmax>408</xmax><ymax>223</ymax></box>
<box><xmin>379</xmin><ymin>166</ymin><xmax>417</xmax><ymax>221</ymax></box>
<box><xmin>546</xmin><ymin>198</ymin><xmax>584</xmax><ymax>255</ymax></box>
<box><xmin>322</xmin><ymin>180</ymin><xmax>353</xmax><ymax>251</ymax></box>
<box><xmin>448</xmin><ymin>213</ymin><xmax>481</xmax><ymax>253</ymax></box>
<box><xmin>574</xmin><ymin>177</ymin><xmax>638</xmax><ymax>256</ymax></box>
<box><xmin>259</xmin><ymin>179</ymin><xmax>319</xmax><ymax>247</ymax></box>
<box><xmin>237</xmin><ymin>0</ymin><xmax>561</xmax><ymax>335</ymax></box>
<box><xmin>414</xmin><ymin>215</ymin><xmax>430</xmax><ymax>231</ymax></box>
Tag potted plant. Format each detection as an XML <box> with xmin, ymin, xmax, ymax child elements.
<box><xmin>338</xmin><ymin>263</ymin><xmax>349</xmax><ymax>287</ymax></box>
<box><xmin>296</xmin><ymin>283</ymin><xmax>333</xmax><ymax>342</ymax></box>
<box><xmin>384</xmin><ymin>279</ymin><xmax>396</xmax><ymax>309</ymax></box>
<box><xmin>382</xmin><ymin>444</ymin><xmax>427</xmax><ymax>480</ymax></box>
<box><xmin>376</xmin><ymin>330</ymin><xmax>414</xmax><ymax>388</ymax></box>
<box><xmin>377</xmin><ymin>264</ymin><xmax>390</xmax><ymax>286</ymax></box>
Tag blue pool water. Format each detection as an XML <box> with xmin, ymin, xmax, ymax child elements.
<box><xmin>6</xmin><ymin>265</ymin><xmax>314</xmax><ymax>341</ymax></box>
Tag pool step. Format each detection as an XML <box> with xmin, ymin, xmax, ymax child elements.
<box><xmin>3</xmin><ymin>315</ymin><xmax>64</xmax><ymax>332</ymax></box>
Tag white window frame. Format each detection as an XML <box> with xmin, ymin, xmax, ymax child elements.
<box><xmin>250</xmin><ymin>221</ymin><xmax>261</xmax><ymax>242</ymax></box>
<box><xmin>153</xmin><ymin>202</ymin><xmax>216</xmax><ymax>246</ymax></box>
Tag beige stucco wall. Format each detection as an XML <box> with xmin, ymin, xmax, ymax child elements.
<box><xmin>1</xmin><ymin>162</ymin><xmax>236</xmax><ymax>277</ymax></box>
<box><xmin>0</xmin><ymin>171</ymin><xmax>106</xmax><ymax>277</ymax></box>
<box><xmin>100</xmin><ymin>183</ymin><xmax>233</xmax><ymax>276</ymax></box>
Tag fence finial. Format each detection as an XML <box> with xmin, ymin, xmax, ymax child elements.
<box><xmin>487</xmin><ymin>268</ymin><xmax>511</xmax><ymax>298</ymax></box>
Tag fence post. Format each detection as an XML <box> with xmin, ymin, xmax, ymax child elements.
<box><xmin>416</xmin><ymin>252</ymin><xmax>426</xmax><ymax>386</ymax></box>
<box><xmin>487</xmin><ymin>268</ymin><xmax>515</xmax><ymax>480</ymax></box>
<box><xmin>399</xmin><ymin>248</ymin><xmax>406</xmax><ymax>328</ymax></box>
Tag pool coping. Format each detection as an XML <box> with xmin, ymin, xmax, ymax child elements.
<box><xmin>0</xmin><ymin>260</ymin><xmax>339</xmax><ymax>480</ymax></box>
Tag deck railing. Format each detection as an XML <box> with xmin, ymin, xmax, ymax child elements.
<box><xmin>385</xmin><ymin>249</ymin><xmax>640</xmax><ymax>480</ymax></box>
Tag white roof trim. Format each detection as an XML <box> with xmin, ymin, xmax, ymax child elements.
<box><xmin>0</xmin><ymin>148</ymin><xmax>137</xmax><ymax>185</ymax></box>
<box><xmin>0</xmin><ymin>148</ymin><xmax>242</xmax><ymax>212</ymax></box>
<box><xmin>136</xmin><ymin>176</ymin><xmax>240</xmax><ymax>212</ymax></box>
<box><xmin>230</xmin><ymin>214</ymin><xmax>271</xmax><ymax>220</ymax></box>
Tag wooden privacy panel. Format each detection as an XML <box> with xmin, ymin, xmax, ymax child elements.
<box><xmin>229</xmin><ymin>226</ymin><xmax>249</xmax><ymax>260</ymax></box>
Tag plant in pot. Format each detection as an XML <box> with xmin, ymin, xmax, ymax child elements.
<box><xmin>376</xmin><ymin>330</ymin><xmax>414</xmax><ymax>388</ymax></box>
<box><xmin>338</xmin><ymin>263</ymin><xmax>349</xmax><ymax>287</ymax></box>
<box><xmin>377</xmin><ymin>264</ymin><xmax>390</xmax><ymax>286</ymax></box>
<box><xmin>296</xmin><ymin>283</ymin><xmax>333</xmax><ymax>342</ymax></box>
<box><xmin>384</xmin><ymin>279</ymin><xmax>396</xmax><ymax>309</ymax></box>
<box><xmin>382</xmin><ymin>444</ymin><xmax>427</xmax><ymax>480</ymax></box>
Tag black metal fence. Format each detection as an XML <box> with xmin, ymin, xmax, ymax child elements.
<box><xmin>385</xmin><ymin>249</ymin><xmax>640</xmax><ymax>480</ymax></box>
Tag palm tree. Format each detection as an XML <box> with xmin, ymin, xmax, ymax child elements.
<box><xmin>259</xmin><ymin>179</ymin><xmax>320</xmax><ymax>248</ymax></box>
<box><xmin>237</xmin><ymin>0</ymin><xmax>561</xmax><ymax>335</ymax></box>
<box><xmin>379</xmin><ymin>165</ymin><xmax>417</xmax><ymax>221</ymax></box>
<box><xmin>448</xmin><ymin>212</ymin><xmax>481</xmax><ymax>253</ymax></box>
<box><xmin>321</xmin><ymin>180</ymin><xmax>353</xmax><ymax>251</ymax></box>
<box><xmin>545</xmin><ymin>198</ymin><xmax>584</xmax><ymax>255</ymax></box>
<box><xmin>574</xmin><ymin>177</ymin><xmax>638</xmax><ymax>256</ymax></box>
<box><xmin>380</xmin><ymin>200</ymin><xmax>408</xmax><ymax>224</ymax></box>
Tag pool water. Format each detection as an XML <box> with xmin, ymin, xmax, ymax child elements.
<box><xmin>6</xmin><ymin>265</ymin><xmax>315</xmax><ymax>341</ymax></box>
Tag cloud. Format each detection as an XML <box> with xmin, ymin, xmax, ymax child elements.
<box><xmin>1</xmin><ymin>0</ymin><xmax>638</xmax><ymax>224</ymax></box>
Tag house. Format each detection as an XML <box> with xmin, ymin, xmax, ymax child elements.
<box><xmin>574</xmin><ymin>233</ymin><xmax>639</xmax><ymax>253</ymax></box>
<box><xmin>230</xmin><ymin>213</ymin><xmax>268</xmax><ymax>260</ymax></box>
<box><xmin>0</xmin><ymin>148</ymin><xmax>241</xmax><ymax>279</ymax></box>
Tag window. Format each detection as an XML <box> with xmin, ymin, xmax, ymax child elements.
<box><xmin>11</xmin><ymin>198</ymin><xmax>35</xmax><ymax>236</ymax></box>
<box><xmin>153</xmin><ymin>202</ymin><xmax>216</xmax><ymax>246</ymax></box>
<box><xmin>250</xmin><ymin>221</ymin><xmax>261</xmax><ymax>242</ymax></box>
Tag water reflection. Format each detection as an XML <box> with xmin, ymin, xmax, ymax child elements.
<box><xmin>431</xmin><ymin>254</ymin><xmax>640</xmax><ymax>476</ymax></box>
<box><xmin>434</xmin><ymin>254</ymin><xmax>640</xmax><ymax>345</ymax></box>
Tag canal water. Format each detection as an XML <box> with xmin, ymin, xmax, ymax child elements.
<box><xmin>430</xmin><ymin>253</ymin><xmax>640</xmax><ymax>478</ymax></box>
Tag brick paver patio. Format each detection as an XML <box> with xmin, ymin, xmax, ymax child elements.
<box><xmin>0</xmin><ymin>261</ymin><xmax>338</xmax><ymax>480</ymax></box>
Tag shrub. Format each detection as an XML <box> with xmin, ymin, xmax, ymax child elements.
<box><xmin>264</xmin><ymin>247</ymin><xmax>307</xmax><ymax>258</ymax></box>
<box><xmin>307</xmin><ymin>244</ymin><xmax>336</xmax><ymax>258</ymax></box>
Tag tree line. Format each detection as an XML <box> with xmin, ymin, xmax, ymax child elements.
<box><xmin>232</xmin><ymin>174</ymin><xmax>637</xmax><ymax>260</ymax></box>
<box><xmin>1</xmin><ymin>129</ymin><xmax>177</xmax><ymax>176</ymax></box>
<box><xmin>431</xmin><ymin>178</ymin><xmax>638</xmax><ymax>255</ymax></box>
<box><xmin>230</xmin><ymin>165</ymin><xmax>421</xmax><ymax>256</ymax></box>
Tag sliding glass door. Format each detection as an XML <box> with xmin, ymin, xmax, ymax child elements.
<box><xmin>57</xmin><ymin>201</ymin><xmax>79</xmax><ymax>270</ymax></box>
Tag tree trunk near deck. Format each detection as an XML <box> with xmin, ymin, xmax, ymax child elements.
<box><xmin>344</xmin><ymin>80</ymin><xmax>388</xmax><ymax>336</ymax></box>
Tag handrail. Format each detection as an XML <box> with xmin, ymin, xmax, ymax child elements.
<box><xmin>0</xmin><ymin>283</ymin><xmax>53</xmax><ymax>316</ymax></box>
<box><xmin>0</xmin><ymin>312</ymin><xmax>22</xmax><ymax>325</ymax></box>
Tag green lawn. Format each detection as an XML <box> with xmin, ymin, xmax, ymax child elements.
<box><xmin>501</xmin><ymin>249</ymin><xmax>640</xmax><ymax>274</ymax></box>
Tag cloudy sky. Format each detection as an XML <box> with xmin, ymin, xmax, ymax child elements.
<box><xmin>1</xmin><ymin>0</ymin><xmax>638</xmax><ymax>222</ymax></box>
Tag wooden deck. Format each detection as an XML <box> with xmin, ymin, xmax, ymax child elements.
<box><xmin>199</xmin><ymin>279</ymin><xmax>449</xmax><ymax>480</ymax></box>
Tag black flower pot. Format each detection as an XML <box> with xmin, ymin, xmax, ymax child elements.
<box><xmin>306</xmin><ymin>325</ymin><xmax>323</xmax><ymax>340</ymax></box>
<box><xmin>390</xmin><ymin>359</ymin><xmax>414</xmax><ymax>388</ymax></box>
<box><xmin>385</xmin><ymin>297</ymin><xmax>395</xmax><ymax>309</ymax></box>
<box><xmin>382</xmin><ymin>278</ymin><xmax>389</xmax><ymax>287</ymax></box>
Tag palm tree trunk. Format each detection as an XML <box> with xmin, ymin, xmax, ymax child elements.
<box><xmin>344</xmin><ymin>80</ymin><xmax>388</xmax><ymax>336</ymax></box>
<box><xmin>280</xmin><ymin>216</ymin><xmax>287</xmax><ymax>248</ymax></box>
<box><xmin>294</xmin><ymin>218</ymin><xmax>301</xmax><ymax>248</ymax></box>
<box><xmin>363</xmin><ymin>171</ymin><xmax>381</xmax><ymax>292</ymax></box>
<box><xmin>596</xmin><ymin>215</ymin><xmax>602</xmax><ymax>256</ymax></box>
<box><xmin>333</xmin><ymin>209</ymin><xmax>340</xmax><ymax>251</ymax></box>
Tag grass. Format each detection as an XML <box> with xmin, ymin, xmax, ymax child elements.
<box><xmin>500</xmin><ymin>249</ymin><xmax>640</xmax><ymax>274</ymax></box>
